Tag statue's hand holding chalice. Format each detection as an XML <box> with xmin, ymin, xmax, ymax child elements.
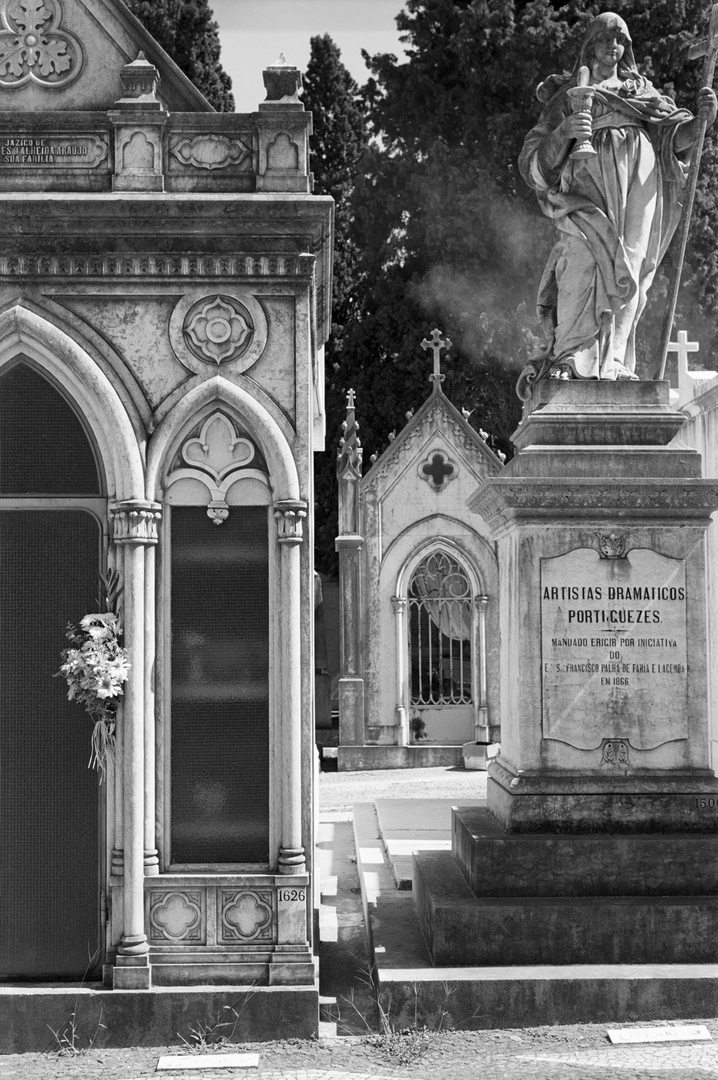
<box><xmin>566</xmin><ymin>65</ymin><xmax>596</xmax><ymax>159</ymax></box>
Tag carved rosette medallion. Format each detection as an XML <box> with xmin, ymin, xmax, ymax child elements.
<box><xmin>183</xmin><ymin>295</ymin><xmax>254</xmax><ymax>366</ymax></box>
<box><xmin>111</xmin><ymin>501</ymin><xmax>162</xmax><ymax>546</ymax></box>
<box><xmin>219</xmin><ymin>889</ymin><xmax>274</xmax><ymax>943</ymax></box>
<box><xmin>170</xmin><ymin>133</ymin><xmax>252</xmax><ymax>172</ymax></box>
<box><xmin>0</xmin><ymin>0</ymin><xmax>83</xmax><ymax>88</ymax></box>
<box><xmin>149</xmin><ymin>891</ymin><xmax>203</xmax><ymax>943</ymax></box>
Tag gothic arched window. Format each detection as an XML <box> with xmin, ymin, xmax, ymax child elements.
<box><xmin>408</xmin><ymin>550</ymin><xmax>473</xmax><ymax>706</ymax></box>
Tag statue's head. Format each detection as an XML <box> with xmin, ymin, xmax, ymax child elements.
<box><xmin>578</xmin><ymin>12</ymin><xmax>638</xmax><ymax>78</ymax></box>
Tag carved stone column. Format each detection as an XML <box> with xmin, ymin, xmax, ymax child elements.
<box><xmin>336</xmin><ymin>390</ymin><xmax>365</xmax><ymax>747</ymax></box>
<box><xmin>391</xmin><ymin>596</ymin><xmax>409</xmax><ymax>746</ymax></box>
<box><xmin>476</xmin><ymin>595</ymin><xmax>490</xmax><ymax>740</ymax></box>
<box><xmin>274</xmin><ymin>499</ymin><xmax>307</xmax><ymax>874</ymax></box>
<box><xmin>110</xmin><ymin>500</ymin><xmax>161</xmax><ymax>989</ymax></box>
<box><xmin>144</xmin><ymin>523</ymin><xmax>161</xmax><ymax>874</ymax></box>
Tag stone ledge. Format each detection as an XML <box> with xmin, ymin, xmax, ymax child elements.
<box><xmin>338</xmin><ymin>744</ymin><xmax>463</xmax><ymax>771</ymax></box>
<box><xmin>0</xmin><ymin>986</ymin><xmax>318</xmax><ymax>1053</ymax></box>
<box><xmin>414</xmin><ymin>851</ymin><xmax>718</xmax><ymax>966</ymax></box>
<box><xmin>453</xmin><ymin>806</ymin><xmax>718</xmax><ymax>897</ymax></box>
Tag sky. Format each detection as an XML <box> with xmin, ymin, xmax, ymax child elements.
<box><xmin>210</xmin><ymin>0</ymin><xmax>408</xmax><ymax>112</ymax></box>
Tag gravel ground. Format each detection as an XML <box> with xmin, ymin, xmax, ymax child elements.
<box><xmin>3</xmin><ymin>767</ymin><xmax>717</xmax><ymax>1079</ymax></box>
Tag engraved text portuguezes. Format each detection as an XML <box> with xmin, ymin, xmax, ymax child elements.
<box><xmin>541</xmin><ymin>547</ymin><xmax>688</xmax><ymax>750</ymax></box>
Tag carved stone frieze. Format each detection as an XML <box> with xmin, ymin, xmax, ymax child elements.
<box><xmin>149</xmin><ymin>890</ymin><xmax>203</xmax><ymax>943</ymax></box>
<box><xmin>170</xmin><ymin>133</ymin><xmax>252</xmax><ymax>172</ymax></box>
<box><xmin>0</xmin><ymin>0</ymin><xmax>83</xmax><ymax>89</ymax></box>
<box><xmin>0</xmin><ymin>132</ymin><xmax>108</xmax><ymax>168</ymax></box>
<box><xmin>0</xmin><ymin>253</ymin><xmax>315</xmax><ymax>278</ymax></box>
<box><xmin>471</xmin><ymin>479</ymin><xmax>718</xmax><ymax>521</ymax></box>
<box><xmin>219</xmin><ymin>889</ymin><xmax>274</xmax><ymax>943</ymax></box>
<box><xmin>111</xmin><ymin>501</ymin><xmax>162</xmax><ymax>546</ymax></box>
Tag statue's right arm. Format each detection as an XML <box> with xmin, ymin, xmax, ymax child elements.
<box><xmin>536</xmin><ymin>112</ymin><xmax>593</xmax><ymax>175</ymax></box>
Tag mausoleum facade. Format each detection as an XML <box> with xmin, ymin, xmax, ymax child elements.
<box><xmin>0</xmin><ymin>0</ymin><xmax>331</xmax><ymax>1026</ymax></box>
<box><xmin>335</xmin><ymin>335</ymin><xmax>502</xmax><ymax>770</ymax></box>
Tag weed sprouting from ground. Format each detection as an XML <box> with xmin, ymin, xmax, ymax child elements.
<box><xmin>338</xmin><ymin>969</ymin><xmax>479</xmax><ymax>1067</ymax></box>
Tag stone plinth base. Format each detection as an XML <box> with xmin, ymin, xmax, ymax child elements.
<box><xmin>454</xmin><ymin>807</ymin><xmax>718</xmax><ymax>897</ymax></box>
<box><xmin>338</xmin><ymin>744</ymin><xmax>463</xmax><ymax>771</ymax></box>
<box><xmin>0</xmin><ymin>985</ymin><xmax>318</xmax><ymax>1053</ymax></box>
<box><xmin>487</xmin><ymin>759</ymin><xmax>718</xmax><ymax>833</ymax></box>
<box><xmin>414</xmin><ymin>850</ymin><xmax>718</xmax><ymax>966</ymax></box>
<box><xmin>375</xmin><ymin>963</ymin><xmax>718</xmax><ymax>1031</ymax></box>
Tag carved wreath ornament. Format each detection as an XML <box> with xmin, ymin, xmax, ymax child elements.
<box><xmin>183</xmin><ymin>295</ymin><xmax>254</xmax><ymax>366</ymax></box>
<box><xmin>0</xmin><ymin>0</ymin><xmax>82</xmax><ymax>88</ymax></box>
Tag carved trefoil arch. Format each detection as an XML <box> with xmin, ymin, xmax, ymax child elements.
<box><xmin>0</xmin><ymin>0</ymin><xmax>84</xmax><ymax>89</ymax></box>
<box><xmin>165</xmin><ymin>409</ymin><xmax>269</xmax><ymax>523</ymax></box>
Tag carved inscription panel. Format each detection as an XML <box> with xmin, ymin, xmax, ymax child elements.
<box><xmin>0</xmin><ymin>134</ymin><xmax>108</xmax><ymax>167</ymax></box>
<box><xmin>541</xmin><ymin>547</ymin><xmax>688</xmax><ymax>751</ymax></box>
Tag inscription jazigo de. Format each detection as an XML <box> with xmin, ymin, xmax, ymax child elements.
<box><xmin>541</xmin><ymin>547</ymin><xmax>688</xmax><ymax>751</ymax></box>
<box><xmin>0</xmin><ymin>135</ymin><xmax>108</xmax><ymax>168</ymax></box>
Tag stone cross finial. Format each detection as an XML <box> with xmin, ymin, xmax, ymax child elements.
<box><xmin>337</xmin><ymin>387</ymin><xmax>362</xmax><ymax>480</ymax></box>
<box><xmin>346</xmin><ymin>388</ymin><xmax>356</xmax><ymax>410</ymax></box>
<box><xmin>421</xmin><ymin>329</ymin><xmax>452</xmax><ymax>390</ymax></box>
<box><xmin>668</xmin><ymin>330</ymin><xmax>700</xmax><ymax>382</ymax></box>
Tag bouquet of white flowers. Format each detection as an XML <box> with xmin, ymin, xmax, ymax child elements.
<box><xmin>58</xmin><ymin>605</ymin><xmax>130</xmax><ymax>781</ymax></box>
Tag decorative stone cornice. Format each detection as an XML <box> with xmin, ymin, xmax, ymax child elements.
<box><xmin>0</xmin><ymin>253</ymin><xmax>315</xmax><ymax>278</ymax></box>
<box><xmin>274</xmin><ymin>499</ymin><xmax>308</xmax><ymax>545</ymax></box>
<box><xmin>111</xmin><ymin>500</ymin><xmax>162</xmax><ymax>545</ymax></box>
<box><xmin>469</xmin><ymin>478</ymin><xmax>718</xmax><ymax>525</ymax></box>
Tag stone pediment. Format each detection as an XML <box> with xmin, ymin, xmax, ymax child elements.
<box><xmin>0</xmin><ymin>0</ymin><xmax>211</xmax><ymax>112</ymax></box>
<box><xmin>361</xmin><ymin>389</ymin><xmax>503</xmax><ymax>500</ymax></box>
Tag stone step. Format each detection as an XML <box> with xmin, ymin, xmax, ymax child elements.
<box><xmin>414</xmin><ymin>851</ymin><xmax>718</xmax><ymax>967</ymax></box>
<box><xmin>454</xmin><ymin>806</ymin><xmax>718</xmax><ymax>897</ymax></box>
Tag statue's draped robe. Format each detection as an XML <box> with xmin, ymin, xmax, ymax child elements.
<box><xmin>519</xmin><ymin>81</ymin><xmax>691</xmax><ymax>376</ymax></box>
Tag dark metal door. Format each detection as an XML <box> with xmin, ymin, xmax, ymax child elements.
<box><xmin>0</xmin><ymin>510</ymin><xmax>101</xmax><ymax>980</ymax></box>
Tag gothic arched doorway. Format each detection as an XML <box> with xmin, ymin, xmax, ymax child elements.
<box><xmin>0</xmin><ymin>361</ymin><xmax>105</xmax><ymax>980</ymax></box>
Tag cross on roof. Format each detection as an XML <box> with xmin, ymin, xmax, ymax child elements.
<box><xmin>421</xmin><ymin>329</ymin><xmax>452</xmax><ymax>390</ymax></box>
<box><xmin>346</xmin><ymin>388</ymin><xmax>356</xmax><ymax>410</ymax></box>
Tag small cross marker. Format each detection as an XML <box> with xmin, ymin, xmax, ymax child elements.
<box><xmin>421</xmin><ymin>328</ymin><xmax>452</xmax><ymax>389</ymax></box>
<box><xmin>667</xmin><ymin>330</ymin><xmax>700</xmax><ymax>382</ymax></box>
<box><xmin>346</xmin><ymin>387</ymin><xmax>356</xmax><ymax>409</ymax></box>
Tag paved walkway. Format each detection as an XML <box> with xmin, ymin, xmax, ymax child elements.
<box><xmin>4</xmin><ymin>767</ymin><xmax>718</xmax><ymax>1078</ymax></box>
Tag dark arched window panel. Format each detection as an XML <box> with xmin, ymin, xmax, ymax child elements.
<box><xmin>0</xmin><ymin>363</ymin><xmax>101</xmax><ymax>494</ymax></box>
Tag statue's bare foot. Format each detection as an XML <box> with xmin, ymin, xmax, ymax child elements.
<box><xmin>613</xmin><ymin>359</ymin><xmax>639</xmax><ymax>381</ymax></box>
<box><xmin>549</xmin><ymin>361</ymin><xmax>573</xmax><ymax>380</ymax></box>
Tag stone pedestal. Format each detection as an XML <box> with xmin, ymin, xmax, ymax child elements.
<box><xmin>471</xmin><ymin>380</ymin><xmax>718</xmax><ymax>831</ymax></box>
<box><xmin>416</xmin><ymin>380</ymin><xmax>718</xmax><ymax>970</ymax></box>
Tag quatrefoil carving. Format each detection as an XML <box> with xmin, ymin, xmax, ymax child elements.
<box><xmin>221</xmin><ymin>890</ymin><xmax>273</xmax><ymax>942</ymax></box>
<box><xmin>0</xmin><ymin>0</ymin><xmax>83</xmax><ymax>88</ymax></box>
<box><xmin>150</xmin><ymin>891</ymin><xmax>202</xmax><ymax>942</ymax></box>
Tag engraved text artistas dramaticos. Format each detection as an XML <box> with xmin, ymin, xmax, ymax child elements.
<box><xmin>540</xmin><ymin>547</ymin><xmax>688</xmax><ymax>751</ymax></box>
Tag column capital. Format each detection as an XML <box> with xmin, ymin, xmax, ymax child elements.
<box><xmin>274</xmin><ymin>499</ymin><xmax>308</xmax><ymax>545</ymax></box>
<box><xmin>475</xmin><ymin>594</ymin><xmax>490</xmax><ymax>609</ymax></box>
<box><xmin>111</xmin><ymin>500</ymin><xmax>162</xmax><ymax>546</ymax></box>
<box><xmin>391</xmin><ymin>595</ymin><xmax>407</xmax><ymax>614</ymax></box>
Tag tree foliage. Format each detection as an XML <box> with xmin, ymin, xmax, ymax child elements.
<box><xmin>321</xmin><ymin>0</ymin><xmax>718</xmax><ymax>506</ymax></box>
<box><xmin>302</xmin><ymin>35</ymin><xmax>370</xmax><ymax>572</ymax></box>
<box><xmin>125</xmin><ymin>0</ymin><xmax>234</xmax><ymax>111</ymax></box>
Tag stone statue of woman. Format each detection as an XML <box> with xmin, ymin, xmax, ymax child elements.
<box><xmin>517</xmin><ymin>12</ymin><xmax>717</xmax><ymax>393</ymax></box>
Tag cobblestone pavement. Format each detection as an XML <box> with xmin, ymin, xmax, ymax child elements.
<box><xmin>6</xmin><ymin>1025</ymin><xmax>718</xmax><ymax>1079</ymax></box>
